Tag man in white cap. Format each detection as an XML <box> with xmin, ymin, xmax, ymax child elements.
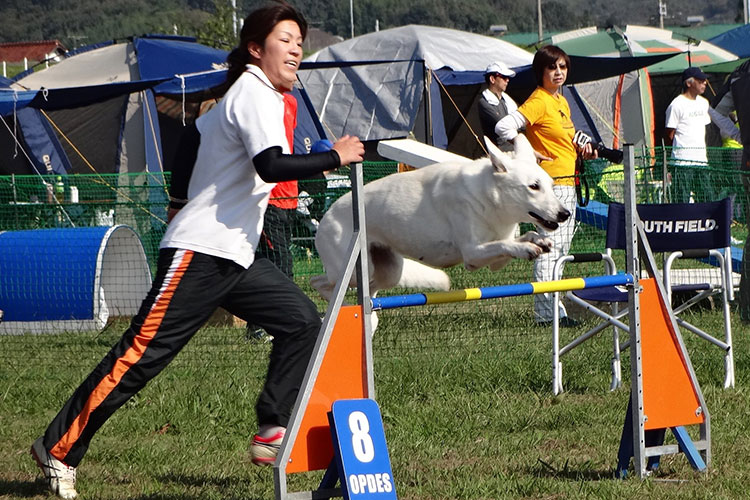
<box><xmin>665</xmin><ymin>66</ymin><xmax>712</xmax><ymax>202</ymax></box>
<box><xmin>478</xmin><ymin>61</ymin><xmax>518</xmax><ymax>151</ymax></box>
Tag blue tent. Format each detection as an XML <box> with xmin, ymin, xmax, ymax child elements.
<box><xmin>709</xmin><ymin>24</ymin><xmax>750</xmax><ymax>59</ymax></box>
<box><xmin>1</xmin><ymin>35</ymin><xmax>327</xmax><ymax>176</ymax></box>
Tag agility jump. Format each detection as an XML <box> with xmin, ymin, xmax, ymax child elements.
<box><xmin>371</xmin><ymin>274</ymin><xmax>634</xmax><ymax>310</ymax></box>
<box><xmin>273</xmin><ymin>145</ymin><xmax>711</xmax><ymax>499</ymax></box>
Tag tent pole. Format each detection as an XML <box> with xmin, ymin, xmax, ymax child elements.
<box><xmin>424</xmin><ymin>62</ymin><xmax>433</xmax><ymax>146</ymax></box>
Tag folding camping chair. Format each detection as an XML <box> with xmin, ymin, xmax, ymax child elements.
<box><xmin>551</xmin><ymin>198</ymin><xmax>735</xmax><ymax>395</ymax></box>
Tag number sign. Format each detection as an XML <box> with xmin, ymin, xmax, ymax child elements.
<box><xmin>329</xmin><ymin>399</ymin><xmax>397</xmax><ymax>499</ymax></box>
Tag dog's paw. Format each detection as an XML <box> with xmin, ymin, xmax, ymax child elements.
<box><xmin>536</xmin><ymin>237</ymin><xmax>553</xmax><ymax>253</ymax></box>
<box><xmin>518</xmin><ymin>232</ymin><xmax>552</xmax><ymax>253</ymax></box>
<box><xmin>520</xmin><ymin>242</ymin><xmax>546</xmax><ymax>260</ymax></box>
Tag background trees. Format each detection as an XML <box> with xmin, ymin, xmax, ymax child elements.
<box><xmin>0</xmin><ymin>0</ymin><xmax>740</xmax><ymax>49</ymax></box>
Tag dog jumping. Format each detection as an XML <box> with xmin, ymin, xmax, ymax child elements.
<box><xmin>311</xmin><ymin>135</ymin><xmax>570</xmax><ymax>301</ymax></box>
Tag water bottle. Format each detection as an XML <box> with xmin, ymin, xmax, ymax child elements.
<box><xmin>54</xmin><ymin>176</ymin><xmax>64</xmax><ymax>203</ymax></box>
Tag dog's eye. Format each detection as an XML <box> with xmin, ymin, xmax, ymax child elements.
<box><xmin>529</xmin><ymin>182</ymin><xmax>540</xmax><ymax>191</ymax></box>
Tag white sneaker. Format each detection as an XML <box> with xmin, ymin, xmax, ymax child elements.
<box><xmin>31</xmin><ymin>437</ymin><xmax>78</xmax><ymax>499</ymax></box>
<box><xmin>250</xmin><ymin>427</ymin><xmax>285</xmax><ymax>466</ymax></box>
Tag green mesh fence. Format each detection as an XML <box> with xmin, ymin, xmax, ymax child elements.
<box><xmin>0</xmin><ymin>162</ymin><xmax>399</xmax><ymax>274</ymax></box>
<box><xmin>0</xmin><ymin>153</ymin><xmax>747</xmax><ymax>358</ymax></box>
<box><xmin>0</xmin><ymin>172</ymin><xmax>171</xmax><ymax>266</ymax></box>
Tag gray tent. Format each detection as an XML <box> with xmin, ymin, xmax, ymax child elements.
<box><xmin>299</xmin><ymin>25</ymin><xmax>533</xmax><ymax>158</ymax></box>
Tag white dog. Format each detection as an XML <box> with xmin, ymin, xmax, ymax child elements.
<box><xmin>311</xmin><ymin>135</ymin><xmax>570</xmax><ymax>300</ymax></box>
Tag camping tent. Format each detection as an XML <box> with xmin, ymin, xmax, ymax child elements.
<box><xmin>0</xmin><ymin>35</ymin><xmax>328</xmax><ymax>250</ymax></box>
<box><xmin>0</xmin><ymin>35</ymin><xmax>327</xmax><ymax>177</ymax></box>
<box><xmin>709</xmin><ymin>24</ymin><xmax>750</xmax><ymax>59</ymax></box>
<box><xmin>620</xmin><ymin>25</ymin><xmax>738</xmax><ymax>74</ymax></box>
<box><xmin>2</xmin><ymin>36</ymin><xmax>228</xmax><ymax>177</ymax></box>
<box><xmin>0</xmin><ymin>36</ymin><xmax>233</xmax><ymax>239</ymax></box>
<box><xmin>299</xmin><ymin>24</ymin><xmax>680</xmax><ymax>159</ymax></box>
<box><xmin>550</xmin><ymin>26</ymin><xmax>739</xmax><ymax>152</ymax></box>
<box><xmin>299</xmin><ymin>25</ymin><xmax>533</xmax><ymax>158</ymax></box>
<box><xmin>552</xmin><ymin>27</ymin><xmax>658</xmax><ymax>152</ymax></box>
<box><xmin>615</xmin><ymin>26</ymin><xmax>738</xmax><ymax>145</ymax></box>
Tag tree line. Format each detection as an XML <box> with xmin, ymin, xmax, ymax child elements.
<box><xmin>0</xmin><ymin>0</ymin><xmax>741</xmax><ymax>51</ymax></box>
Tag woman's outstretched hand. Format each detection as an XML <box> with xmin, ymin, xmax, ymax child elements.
<box><xmin>332</xmin><ymin>135</ymin><xmax>365</xmax><ymax>166</ymax></box>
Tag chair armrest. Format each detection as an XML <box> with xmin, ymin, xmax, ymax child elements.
<box><xmin>553</xmin><ymin>252</ymin><xmax>617</xmax><ymax>281</ymax></box>
<box><xmin>676</xmin><ymin>249</ymin><xmax>710</xmax><ymax>259</ymax></box>
<box><xmin>568</xmin><ymin>252</ymin><xmax>606</xmax><ymax>263</ymax></box>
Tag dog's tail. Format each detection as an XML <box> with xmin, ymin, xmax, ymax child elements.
<box><xmin>397</xmin><ymin>259</ymin><xmax>451</xmax><ymax>291</ymax></box>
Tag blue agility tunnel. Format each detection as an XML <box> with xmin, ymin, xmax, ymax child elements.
<box><xmin>0</xmin><ymin>225</ymin><xmax>151</xmax><ymax>334</ymax></box>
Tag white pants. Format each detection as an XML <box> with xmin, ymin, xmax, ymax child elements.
<box><xmin>533</xmin><ymin>184</ymin><xmax>577</xmax><ymax>322</ymax></box>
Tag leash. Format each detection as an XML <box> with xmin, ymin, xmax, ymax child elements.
<box><xmin>575</xmin><ymin>154</ymin><xmax>590</xmax><ymax>207</ymax></box>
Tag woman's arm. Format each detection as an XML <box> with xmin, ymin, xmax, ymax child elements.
<box><xmin>254</xmin><ymin>147</ymin><xmax>341</xmax><ymax>182</ymax></box>
<box><xmin>494</xmin><ymin>110</ymin><xmax>528</xmax><ymax>142</ymax></box>
<box><xmin>254</xmin><ymin>134</ymin><xmax>364</xmax><ymax>182</ymax></box>
<box><xmin>494</xmin><ymin>111</ymin><xmax>552</xmax><ymax>162</ymax></box>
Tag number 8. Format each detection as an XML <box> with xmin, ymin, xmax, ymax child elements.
<box><xmin>348</xmin><ymin>411</ymin><xmax>375</xmax><ymax>462</ymax></box>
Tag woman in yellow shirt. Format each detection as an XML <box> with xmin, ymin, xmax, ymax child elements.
<box><xmin>496</xmin><ymin>45</ymin><xmax>595</xmax><ymax>326</ymax></box>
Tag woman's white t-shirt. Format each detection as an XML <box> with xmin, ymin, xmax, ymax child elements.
<box><xmin>160</xmin><ymin>65</ymin><xmax>288</xmax><ymax>268</ymax></box>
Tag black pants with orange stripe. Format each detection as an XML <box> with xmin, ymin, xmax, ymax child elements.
<box><xmin>42</xmin><ymin>248</ymin><xmax>321</xmax><ymax>467</ymax></box>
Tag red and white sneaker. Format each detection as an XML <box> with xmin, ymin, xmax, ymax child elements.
<box><xmin>31</xmin><ymin>437</ymin><xmax>77</xmax><ymax>499</ymax></box>
<box><xmin>250</xmin><ymin>427</ymin><xmax>285</xmax><ymax>466</ymax></box>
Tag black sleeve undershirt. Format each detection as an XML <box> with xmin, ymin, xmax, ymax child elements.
<box><xmin>168</xmin><ymin>142</ymin><xmax>341</xmax><ymax>210</ymax></box>
<box><xmin>253</xmin><ymin>146</ymin><xmax>341</xmax><ymax>182</ymax></box>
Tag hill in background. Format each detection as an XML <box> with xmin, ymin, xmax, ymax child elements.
<box><xmin>0</xmin><ymin>0</ymin><xmax>743</xmax><ymax>50</ymax></box>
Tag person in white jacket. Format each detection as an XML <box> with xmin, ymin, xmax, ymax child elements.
<box><xmin>477</xmin><ymin>61</ymin><xmax>518</xmax><ymax>152</ymax></box>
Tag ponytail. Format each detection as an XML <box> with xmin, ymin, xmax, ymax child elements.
<box><xmin>222</xmin><ymin>47</ymin><xmax>251</xmax><ymax>94</ymax></box>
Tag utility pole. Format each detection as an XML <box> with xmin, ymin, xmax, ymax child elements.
<box><xmin>537</xmin><ymin>0</ymin><xmax>543</xmax><ymax>43</ymax></box>
<box><xmin>350</xmin><ymin>0</ymin><xmax>355</xmax><ymax>38</ymax></box>
<box><xmin>231</xmin><ymin>0</ymin><xmax>238</xmax><ymax>36</ymax></box>
<box><xmin>658</xmin><ymin>0</ymin><xmax>667</xmax><ymax>29</ymax></box>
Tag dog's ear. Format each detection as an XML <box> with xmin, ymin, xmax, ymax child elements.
<box><xmin>512</xmin><ymin>133</ymin><xmax>537</xmax><ymax>162</ymax></box>
<box><xmin>484</xmin><ymin>136</ymin><xmax>510</xmax><ymax>173</ymax></box>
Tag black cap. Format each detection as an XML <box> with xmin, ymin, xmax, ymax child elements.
<box><xmin>682</xmin><ymin>66</ymin><xmax>708</xmax><ymax>82</ymax></box>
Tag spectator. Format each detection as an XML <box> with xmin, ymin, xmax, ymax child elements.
<box><xmin>478</xmin><ymin>61</ymin><xmax>518</xmax><ymax>152</ymax></box>
<box><xmin>495</xmin><ymin>45</ymin><xmax>596</xmax><ymax>327</ymax></box>
<box><xmin>255</xmin><ymin>93</ymin><xmax>300</xmax><ymax>280</ymax></box>
<box><xmin>664</xmin><ymin>67</ymin><xmax>712</xmax><ymax>202</ymax></box>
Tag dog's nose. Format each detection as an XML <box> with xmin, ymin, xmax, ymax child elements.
<box><xmin>557</xmin><ymin>208</ymin><xmax>571</xmax><ymax>222</ymax></box>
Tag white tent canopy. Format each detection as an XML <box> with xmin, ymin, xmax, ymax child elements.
<box><xmin>299</xmin><ymin>25</ymin><xmax>533</xmax><ymax>144</ymax></box>
<box><xmin>15</xmin><ymin>44</ymin><xmax>139</xmax><ymax>89</ymax></box>
<box><xmin>305</xmin><ymin>24</ymin><xmax>532</xmax><ymax>72</ymax></box>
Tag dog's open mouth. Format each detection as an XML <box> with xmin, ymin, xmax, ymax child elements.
<box><xmin>529</xmin><ymin>211</ymin><xmax>559</xmax><ymax>231</ymax></box>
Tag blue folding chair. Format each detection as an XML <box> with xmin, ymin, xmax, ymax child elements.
<box><xmin>551</xmin><ymin>198</ymin><xmax>735</xmax><ymax>394</ymax></box>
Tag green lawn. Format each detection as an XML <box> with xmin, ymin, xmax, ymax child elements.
<box><xmin>1</xmin><ymin>263</ymin><xmax>748</xmax><ymax>499</ymax></box>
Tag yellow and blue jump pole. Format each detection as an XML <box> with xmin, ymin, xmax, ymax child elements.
<box><xmin>371</xmin><ymin>274</ymin><xmax>634</xmax><ymax>311</ymax></box>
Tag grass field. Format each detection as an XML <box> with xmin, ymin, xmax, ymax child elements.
<box><xmin>1</xmin><ymin>258</ymin><xmax>749</xmax><ymax>499</ymax></box>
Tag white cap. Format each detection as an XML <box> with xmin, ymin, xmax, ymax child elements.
<box><xmin>484</xmin><ymin>61</ymin><xmax>516</xmax><ymax>78</ymax></box>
